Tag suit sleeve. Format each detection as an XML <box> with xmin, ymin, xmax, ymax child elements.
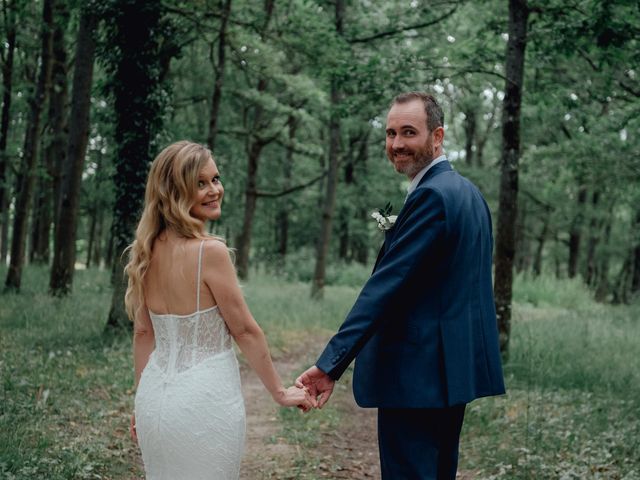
<box><xmin>316</xmin><ymin>187</ymin><xmax>447</xmax><ymax>380</ymax></box>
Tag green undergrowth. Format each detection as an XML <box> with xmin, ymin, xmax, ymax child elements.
<box><xmin>1</xmin><ymin>266</ymin><xmax>639</xmax><ymax>478</ymax></box>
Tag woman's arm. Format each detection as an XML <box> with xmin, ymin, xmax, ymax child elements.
<box><xmin>202</xmin><ymin>240</ymin><xmax>312</xmax><ymax>409</ymax></box>
<box><xmin>131</xmin><ymin>303</ymin><xmax>155</xmax><ymax>442</ymax></box>
<box><xmin>133</xmin><ymin>305</ymin><xmax>155</xmax><ymax>389</ymax></box>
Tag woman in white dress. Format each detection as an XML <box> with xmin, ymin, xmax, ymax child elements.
<box><xmin>124</xmin><ymin>141</ymin><xmax>313</xmax><ymax>479</ymax></box>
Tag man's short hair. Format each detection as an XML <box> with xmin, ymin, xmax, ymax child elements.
<box><xmin>391</xmin><ymin>92</ymin><xmax>444</xmax><ymax>132</ymax></box>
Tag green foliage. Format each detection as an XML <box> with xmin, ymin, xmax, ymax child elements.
<box><xmin>513</xmin><ymin>272</ymin><xmax>595</xmax><ymax>309</ymax></box>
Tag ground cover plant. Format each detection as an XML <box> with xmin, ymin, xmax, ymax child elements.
<box><xmin>1</xmin><ymin>266</ymin><xmax>639</xmax><ymax>479</ymax></box>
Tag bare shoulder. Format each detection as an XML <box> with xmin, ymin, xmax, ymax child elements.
<box><xmin>201</xmin><ymin>237</ymin><xmax>232</xmax><ymax>265</ymax></box>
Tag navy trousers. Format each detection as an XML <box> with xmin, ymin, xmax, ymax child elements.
<box><xmin>377</xmin><ymin>405</ymin><xmax>466</xmax><ymax>480</ymax></box>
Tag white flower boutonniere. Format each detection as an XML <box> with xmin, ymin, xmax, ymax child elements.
<box><xmin>371</xmin><ymin>202</ymin><xmax>397</xmax><ymax>231</ymax></box>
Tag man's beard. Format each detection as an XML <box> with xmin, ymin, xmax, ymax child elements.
<box><xmin>390</xmin><ymin>137</ymin><xmax>436</xmax><ymax>178</ymax></box>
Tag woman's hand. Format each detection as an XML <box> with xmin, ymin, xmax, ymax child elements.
<box><xmin>273</xmin><ymin>385</ymin><xmax>316</xmax><ymax>412</ymax></box>
<box><xmin>130</xmin><ymin>413</ymin><xmax>138</xmax><ymax>443</ymax></box>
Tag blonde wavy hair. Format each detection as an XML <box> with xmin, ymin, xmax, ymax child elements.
<box><xmin>124</xmin><ymin>140</ymin><xmax>220</xmax><ymax>320</ymax></box>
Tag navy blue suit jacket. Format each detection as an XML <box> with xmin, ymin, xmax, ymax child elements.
<box><xmin>316</xmin><ymin>161</ymin><xmax>505</xmax><ymax>408</ymax></box>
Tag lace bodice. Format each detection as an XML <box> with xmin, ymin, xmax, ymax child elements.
<box><xmin>147</xmin><ymin>240</ymin><xmax>233</xmax><ymax>375</ymax></box>
<box><xmin>149</xmin><ymin>306</ymin><xmax>233</xmax><ymax>375</ymax></box>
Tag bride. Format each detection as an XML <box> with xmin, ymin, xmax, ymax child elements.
<box><xmin>124</xmin><ymin>141</ymin><xmax>313</xmax><ymax>479</ymax></box>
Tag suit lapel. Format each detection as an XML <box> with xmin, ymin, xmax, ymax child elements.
<box><xmin>372</xmin><ymin>241</ymin><xmax>385</xmax><ymax>273</ymax></box>
<box><xmin>371</xmin><ymin>162</ymin><xmax>453</xmax><ymax>274</ymax></box>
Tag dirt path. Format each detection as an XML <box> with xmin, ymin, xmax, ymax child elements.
<box><xmin>239</xmin><ymin>333</ymin><xmax>380</xmax><ymax>479</ymax></box>
<box><xmin>238</xmin><ymin>332</ymin><xmax>477</xmax><ymax>480</ymax></box>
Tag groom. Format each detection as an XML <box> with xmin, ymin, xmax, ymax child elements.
<box><xmin>296</xmin><ymin>92</ymin><xmax>505</xmax><ymax>479</ymax></box>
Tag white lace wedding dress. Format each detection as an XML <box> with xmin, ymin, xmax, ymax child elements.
<box><xmin>135</xmin><ymin>240</ymin><xmax>246</xmax><ymax>479</ymax></box>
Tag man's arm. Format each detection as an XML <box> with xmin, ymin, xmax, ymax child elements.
<box><xmin>298</xmin><ymin>187</ymin><xmax>448</xmax><ymax>405</ymax></box>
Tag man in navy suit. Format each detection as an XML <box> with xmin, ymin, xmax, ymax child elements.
<box><xmin>296</xmin><ymin>92</ymin><xmax>505</xmax><ymax>479</ymax></box>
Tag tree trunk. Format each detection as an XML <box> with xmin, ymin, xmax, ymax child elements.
<box><xmin>86</xmin><ymin>207</ymin><xmax>97</xmax><ymax>268</ymax></box>
<box><xmin>532</xmin><ymin>215</ymin><xmax>549</xmax><ymax>276</ymax></box>
<box><xmin>105</xmin><ymin>0</ymin><xmax>167</xmax><ymax>328</ymax></box>
<box><xmin>463</xmin><ymin>106</ymin><xmax>476</xmax><ymax>166</ymax></box>
<box><xmin>234</xmin><ymin>0</ymin><xmax>274</xmax><ymax>280</ymax></box>
<box><xmin>276</xmin><ymin>116</ymin><xmax>296</xmax><ymax>262</ymax></box>
<box><xmin>4</xmin><ymin>0</ymin><xmax>54</xmax><ymax>291</ymax></box>
<box><xmin>612</xmin><ymin>252</ymin><xmax>632</xmax><ymax>305</ymax></box>
<box><xmin>594</xmin><ymin>220</ymin><xmax>612</xmax><ymax>302</ymax></box>
<box><xmin>236</xmin><ymin>135</ymin><xmax>264</xmax><ymax>279</ymax></box>
<box><xmin>49</xmin><ymin>9</ymin><xmax>96</xmax><ymax>296</ymax></box>
<box><xmin>584</xmin><ymin>190</ymin><xmax>601</xmax><ymax>286</ymax></box>
<box><xmin>30</xmin><ymin>174</ymin><xmax>52</xmax><ymax>264</ymax></box>
<box><xmin>514</xmin><ymin>201</ymin><xmax>528</xmax><ymax>273</ymax></box>
<box><xmin>568</xmin><ymin>185</ymin><xmax>587</xmax><ymax>278</ymax></box>
<box><xmin>311</xmin><ymin>4</ymin><xmax>343</xmax><ymax>300</ymax></box>
<box><xmin>30</xmin><ymin>2</ymin><xmax>69</xmax><ymax>265</ymax></box>
<box><xmin>206</xmin><ymin>0</ymin><xmax>231</xmax><ymax>152</ymax></box>
<box><xmin>0</xmin><ymin>0</ymin><xmax>16</xmax><ymax>263</ymax></box>
<box><xmin>493</xmin><ymin>0</ymin><xmax>529</xmax><ymax>356</ymax></box>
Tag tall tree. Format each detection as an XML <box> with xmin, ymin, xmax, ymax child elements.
<box><xmin>206</xmin><ymin>0</ymin><xmax>232</xmax><ymax>151</ymax></box>
<box><xmin>235</xmin><ymin>0</ymin><xmax>275</xmax><ymax>280</ymax></box>
<box><xmin>49</xmin><ymin>7</ymin><xmax>97</xmax><ymax>296</ymax></box>
<box><xmin>311</xmin><ymin>0</ymin><xmax>344</xmax><ymax>299</ymax></box>
<box><xmin>103</xmin><ymin>0</ymin><xmax>170</xmax><ymax>328</ymax></box>
<box><xmin>4</xmin><ymin>0</ymin><xmax>53</xmax><ymax>290</ymax></box>
<box><xmin>0</xmin><ymin>0</ymin><xmax>17</xmax><ymax>263</ymax></box>
<box><xmin>30</xmin><ymin>0</ymin><xmax>69</xmax><ymax>264</ymax></box>
<box><xmin>493</xmin><ymin>0</ymin><xmax>529</xmax><ymax>355</ymax></box>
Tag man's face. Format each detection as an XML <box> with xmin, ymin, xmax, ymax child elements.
<box><xmin>385</xmin><ymin>99</ymin><xmax>436</xmax><ymax>179</ymax></box>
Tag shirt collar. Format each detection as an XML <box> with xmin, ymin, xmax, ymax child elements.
<box><xmin>406</xmin><ymin>155</ymin><xmax>448</xmax><ymax>195</ymax></box>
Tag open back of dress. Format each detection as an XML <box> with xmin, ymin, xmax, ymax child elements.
<box><xmin>135</xmin><ymin>240</ymin><xmax>245</xmax><ymax>480</ymax></box>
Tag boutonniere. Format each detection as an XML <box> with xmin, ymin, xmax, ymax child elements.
<box><xmin>371</xmin><ymin>202</ymin><xmax>397</xmax><ymax>231</ymax></box>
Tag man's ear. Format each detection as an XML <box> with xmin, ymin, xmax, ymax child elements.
<box><xmin>433</xmin><ymin>126</ymin><xmax>445</xmax><ymax>148</ymax></box>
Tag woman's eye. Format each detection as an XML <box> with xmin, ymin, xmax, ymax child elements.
<box><xmin>198</xmin><ymin>180</ymin><xmax>206</xmax><ymax>188</ymax></box>
<box><xmin>213</xmin><ymin>176</ymin><xmax>221</xmax><ymax>184</ymax></box>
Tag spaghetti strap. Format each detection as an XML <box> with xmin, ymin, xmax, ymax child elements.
<box><xmin>196</xmin><ymin>239</ymin><xmax>205</xmax><ymax>311</ymax></box>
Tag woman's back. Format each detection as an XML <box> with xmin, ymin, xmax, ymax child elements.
<box><xmin>144</xmin><ymin>234</ymin><xmax>217</xmax><ymax>315</ymax></box>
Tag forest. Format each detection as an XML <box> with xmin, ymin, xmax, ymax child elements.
<box><xmin>0</xmin><ymin>0</ymin><xmax>639</xmax><ymax>478</ymax></box>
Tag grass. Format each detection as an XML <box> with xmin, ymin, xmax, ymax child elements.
<box><xmin>1</xmin><ymin>266</ymin><xmax>639</xmax><ymax>479</ymax></box>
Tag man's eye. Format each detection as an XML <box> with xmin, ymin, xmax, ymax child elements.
<box><xmin>386</xmin><ymin>131</ymin><xmax>396</xmax><ymax>138</ymax></box>
<box><xmin>404</xmin><ymin>130</ymin><xmax>416</xmax><ymax>136</ymax></box>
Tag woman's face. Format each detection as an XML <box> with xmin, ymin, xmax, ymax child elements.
<box><xmin>190</xmin><ymin>157</ymin><xmax>224</xmax><ymax>222</ymax></box>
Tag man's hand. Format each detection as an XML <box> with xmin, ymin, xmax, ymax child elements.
<box><xmin>295</xmin><ymin>366</ymin><xmax>335</xmax><ymax>409</ymax></box>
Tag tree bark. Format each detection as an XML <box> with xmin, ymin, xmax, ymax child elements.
<box><xmin>584</xmin><ymin>190</ymin><xmax>601</xmax><ymax>286</ymax></box>
<box><xmin>276</xmin><ymin>116</ymin><xmax>296</xmax><ymax>262</ymax></box>
<box><xmin>532</xmin><ymin>215</ymin><xmax>549</xmax><ymax>276</ymax></box>
<box><xmin>493</xmin><ymin>0</ymin><xmax>529</xmax><ymax>356</ymax></box>
<box><xmin>49</xmin><ymin>8</ymin><xmax>96</xmax><ymax>296</ymax></box>
<box><xmin>567</xmin><ymin>185</ymin><xmax>587</xmax><ymax>278</ymax></box>
<box><xmin>206</xmin><ymin>0</ymin><xmax>232</xmax><ymax>151</ymax></box>
<box><xmin>4</xmin><ymin>0</ymin><xmax>54</xmax><ymax>290</ymax></box>
<box><xmin>234</xmin><ymin>0</ymin><xmax>275</xmax><ymax>280</ymax></box>
<box><xmin>236</xmin><ymin>132</ymin><xmax>265</xmax><ymax>279</ymax></box>
<box><xmin>105</xmin><ymin>0</ymin><xmax>167</xmax><ymax>328</ymax></box>
<box><xmin>463</xmin><ymin>106</ymin><xmax>476</xmax><ymax>166</ymax></box>
<box><xmin>0</xmin><ymin>0</ymin><xmax>16</xmax><ymax>263</ymax></box>
<box><xmin>30</xmin><ymin>1</ymin><xmax>69</xmax><ymax>265</ymax></box>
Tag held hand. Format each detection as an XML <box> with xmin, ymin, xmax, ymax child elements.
<box><xmin>274</xmin><ymin>385</ymin><xmax>316</xmax><ymax>412</ymax></box>
<box><xmin>130</xmin><ymin>413</ymin><xmax>137</xmax><ymax>443</ymax></box>
<box><xmin>295</xmin><ymin>366</ymin><xmax>335</xmax><ymax>409</ymax></box>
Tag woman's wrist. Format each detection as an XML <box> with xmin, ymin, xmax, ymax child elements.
<box><xmin>271</xmin><ymin>386</ymin><xmax>286</xmax><ymax>404</ymax></box>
